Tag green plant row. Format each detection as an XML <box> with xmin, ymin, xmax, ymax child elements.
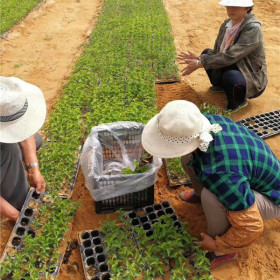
<box><xmin>0</xmin><ymin>0</ymin><xmax>43</xmax><ymax>35</ymax></box>
<box><xmin>41</xmin><ymin>0</ymin><xmax>179</xmax><ymax>191</ymax></box>
<box><xmin>0</xmin><ymin>0</ymin><xmax>180</xmax><ymax>278</ymax></box>
<box><xmin>0</xmin><ymin>190</ymin><xmax>78</xmax><ymax>280</ymax></box>
<box><xmin>100</xmin><ymin>212</ymin><xmax>212</xmax><ymax>280</ymax></box>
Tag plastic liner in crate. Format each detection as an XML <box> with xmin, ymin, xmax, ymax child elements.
<box><xmin>238</xmin><ymin>109</ymin><xmax>280</xmax><ymax>139</ymax></box>
<box><xmin>0</xmin><ymin>188</ymin><xmax>62</xmax><ymax>279</ymax></box>
<box><xmin>164</xmin><ymin>159</ymin><xmax>191</xmax><ymax>188</ymax></box>
<box><xmin>78</xmin><ymin>230</ymin><xmax>111</xmax><ymax>280</ymax></box>
<box><xmin>81</xmin><ymin>122</ymin><xmax>162</xmax><ymax>214</ymax></box>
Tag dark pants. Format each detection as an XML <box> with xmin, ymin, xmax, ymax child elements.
<box><xmin>202</xmin><ymin>49</ymin><xmax>247</xmax><ymax>110</ymax></box>
<box><xmin>0</xmin><ymin>134</ymin><xmax>42</xmax><ymax>210</ymax></box>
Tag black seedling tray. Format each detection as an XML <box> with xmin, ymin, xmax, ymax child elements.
<box><xmin>78</xmin><ymin>230</ymin><xmax>111</xmax><ymax>280</ymax></box>
<box><xmin>0</xmin><ymin>188</ymin><xmax>62</xmax><ymax>279</ymax></box>
<box><xmin>155</xmin><ymin>78</ymin><xmax>180</xmax><ymax>84</ymax></box>
<box><xmin>95</xmin><ymin>184</ymin><xmax>154</xmax><ymax>214</ymax></box>
<box><xmin>238</xmin><ymin>109</ymin><xmax>280</xmax><ymax>139</ymax></box>
<box><xmin>126</xmin><ymin>200</ymin><xmax>181</xmax><ymax>243</ymax></box>
<box><xmin>164</xmin><ymin>159</ymin><xmax>191</xmax><ymax>189</ymax></box>
<box><xmin>126</xmin><ymin>201</ymin><xmax>212</xmax><ymax>278</ymax></box>
<box><xmin>59</xmin><ymin>145</ymin><xmax>83</xmax><ymax>199</ymax></box>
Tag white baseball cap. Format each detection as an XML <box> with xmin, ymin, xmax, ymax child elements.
<box><xmin>219</xmin><ymin>0</ymin><xmax>254</xmax><ymax>7</ymax></box>
<box><xmin>0</xmin><ymin>77</ymin><xmax>46</xmax><ymax>143</ymax></box>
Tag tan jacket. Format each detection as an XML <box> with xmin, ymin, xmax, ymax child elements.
<box><xmin>215</xmin><ymin>202</ymin><xmax>264</xmax><ymax>253</ymax></box>
<box><xmin>201</xmin><ymin>13</ymin><xmax>268</xmax><ymax>98</ymax></box>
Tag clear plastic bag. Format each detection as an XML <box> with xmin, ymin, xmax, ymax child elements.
<box><xmin>81</xmin><ymin>121</ymin><xmax>162</xmax><ymax>201</ymax></box>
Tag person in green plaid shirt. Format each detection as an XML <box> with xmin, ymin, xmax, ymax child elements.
<box><xmin>142</xmin><ymin>100</ymin><xmax>280</xmax><ymax>268</ymax></box>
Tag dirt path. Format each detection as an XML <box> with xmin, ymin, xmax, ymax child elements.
<box><xmin>162</xmin><ymin>0</ymin><xmax>280</xmax><ymax>279</ymax></box>
<box><xmin>0</xmin><ymin>0</ymin><xmax>103</xmax><ymax>258</ymax></box>
<box><xmin>1</xmin><ymin>0</ymin><xmax>280</xmax><ymax>279</ymax></box>
<box><xmin>0</xmin><ymin>0</ymin><xmax>103</xmax><ymax>112</ymax></box>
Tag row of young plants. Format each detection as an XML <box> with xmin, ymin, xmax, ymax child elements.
<box><xmin>0</xmin><ymin>189</ymin><xmax>78</xmax><ymax>280</ymax></box>
<box><xmin>99</xmin><ymin>211</ymin><xmax>212</xmax><ymax>280</ymax></box>
<box><xmin>0</xmin><ymin>0</ymin><xmax>180</xmax><ymax>278</ymax></box>
<box><xmin>0</xmin><ymin>0</ymin><xmax>44</xmax><ymax>35</ymax></box>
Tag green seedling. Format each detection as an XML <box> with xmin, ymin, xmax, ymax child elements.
<box><xmin>121</xmin><ymin>159</ymin><xmax>149</xmax><ymax>174</ymax></box>
<box><xmin>167</xmin><ymin>157</ymin><xmax>186</xmax><ymax>177</ymax></box>
<box><xmin>99</xmin><ymin>211</ymin><xmax>212</xmax><ymax>280</ymax></box>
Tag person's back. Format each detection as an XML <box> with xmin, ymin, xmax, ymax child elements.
<box><xmin>192</xmin><ymin>114</ymin><xmax>280</xmax><ymax>211</ymax></box>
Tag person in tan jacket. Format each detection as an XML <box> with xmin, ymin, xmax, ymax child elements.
<box><xmin>179</xmin><ymin>0</ymin><xmax>268</xmax><ymax>113</ymax></box>
<box><xmin>141</xmin><ymin>100</ymin><xmax>280</xmax><ymax>268</ymax></box>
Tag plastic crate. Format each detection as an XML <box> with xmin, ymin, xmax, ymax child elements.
<box><xmin>90</xmin><ymin>123</ymin><xmax>156</xmax><ymax>214</ymax></box>
<box><xmin>95</xmin><ymin>184</ymin><xmax>154</xmax><ymax>214</ymax></box>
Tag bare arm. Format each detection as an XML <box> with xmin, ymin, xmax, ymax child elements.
<box><xmin>19</xmin><ymin>135</ymin><xmax>46</xmax><ymax>193</ymax></box>
<box><xmin>0</xmin><ymin>196</ymin><xmax>19</xmax><ymax>222</ymax></box>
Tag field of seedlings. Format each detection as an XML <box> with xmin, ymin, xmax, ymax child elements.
<box><xmin>1</xmin><ymin>0</ymin><xmax>280</xmax><ymax>279</ymax></box>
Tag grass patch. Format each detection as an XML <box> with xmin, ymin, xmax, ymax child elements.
<box><xmin>0</xmin><ymin>0</ymin><xmax>43</xmax><ymax>35</ymax></box>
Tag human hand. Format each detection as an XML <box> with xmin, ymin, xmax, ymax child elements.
<box><xmin>181</xmin><ymin>59</ymin><xmax>199</xmax><ymax>76</ymax></box>
<box><xmin>194</xmin><ymin>233</ymin><xmax>218</xmax><ymax>252</ymax></box>
<box><xmin>178</xmin><ymin>51</ymin><xmax>198</xmax><ymax>61</ymax></box>
<box><xmin>27</xmin><ymin>167</ymin><xmax>46</xmax><ymax>193</ymax></box>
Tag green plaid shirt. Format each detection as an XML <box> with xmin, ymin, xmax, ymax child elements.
<box><xmin>190</xmin><ymin>114</ymin><xmax>280</xmax><ymax>211</ymax></box>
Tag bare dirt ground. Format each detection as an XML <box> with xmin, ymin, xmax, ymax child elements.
<box><xmin>1</xmin><ymin>0</ymin><xmax>280</xmax><ymax>279</ymax></box>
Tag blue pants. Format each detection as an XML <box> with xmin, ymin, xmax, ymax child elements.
<box><xmin>202</xmin><ymin>49</ymin><xmax>247</xmax><ymax>109</ymax></box>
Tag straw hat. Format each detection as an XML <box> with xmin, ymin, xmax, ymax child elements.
<box><xmin>0</xmin><ymin>77</ymin><xmax>46</xmax><ymax>143</ymax></box>
<box><xmin>219</xmin><ymin>0</ymin><xmax>254</xmax><ymax>7</ymax></box>
<box><xmin>141</xmin><ymin>100</ymin><xmax>222</xmax><ymax>158</ymax></box>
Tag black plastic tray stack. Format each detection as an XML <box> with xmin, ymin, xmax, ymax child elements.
<box><xmin>164</xmin><ymin>159</ymin><xmax>191</xmax><ymax>189</ymax></box>
<box><xmin>59</xmin><ymin>145</ymin><xmax>83</xmax><ymax>199</ymax></box>
<box><xmin>238</xmin><ymin>109</ymin><xmax>280</xmax><ymax>139</ymax></box>
<box><xmin>78</xmin><ymin>230</ymin><xmax>111</xmax><ymax>280</ymax></box>
<box><xmin>126</xmin><ymin>201</ymin><xmax>181</xmax><ymax>241</ymax></box>
<box><xmin>0</xmin><ymin>188</ymin><xmax>62</xmax><ymax>279</ymax></box>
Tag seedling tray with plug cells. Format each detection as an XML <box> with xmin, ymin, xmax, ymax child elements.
<box><xmin>126</xmin><ymin>201</ymin><xmax>181</xmax><ymax>245</ymax></box>
<box><xmin>164</xmin><ymin>159</ymin><xmax>191</xmax><ymax>189</ymax></box>
<box><xmin>126</xmin><ymin>201</ymin><xmax>212</xmax><ymax>278</ymax></box>
<box><xmin>78</xmin><ymin>230</ymin><xmax>111</xmax><ymax>280</ymax></box>
<box><xmin>0</xmin><ymin>188</ymin><xmax>62</xmax><ymax>279</ymax></box>
<box><xmin>238</xmin><ymin>109</ymin><xmax>280</xmax><ymax>139</ymax></box>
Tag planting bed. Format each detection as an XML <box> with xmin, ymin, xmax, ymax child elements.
<box><xmin>0</xmin><ymin>188</ymin><xmax>62</xmax><ymax>279</ymax></box>
<box><xmin>78</xmin><ymin>202</ymin><xmax>211</xmax><ymax>280</ymax></box>
<box><xmin>238</xmin><ymin>109</ymin><xmax>280</xmax><ymax>139</ymax></box>
<box><xmin>1</xmin><ymin>0</ymin><xmax>280</xmax><ymax>279</ymax></box>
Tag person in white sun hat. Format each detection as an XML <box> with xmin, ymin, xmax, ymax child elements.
<box><xmin>142</xmin><ymin>100</ymin><xmax>280</xmax><ymax>268</ymax></box>
<box><xmin>178</xmin><ymin>0</ymin><xmax>267</xmax><ymax>113</ymax></box>
<box><xmin>0</xmin><ymin>77</ymin><xmax>46</xmax><ymax>221</ymax></box>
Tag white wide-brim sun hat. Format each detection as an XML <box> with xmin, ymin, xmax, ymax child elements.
<box><xmin>0</xmin><ymin>76</ymin><xmax>46</xmax><ymax>143</ymax></box>
<box><xmin>219</xmin><ymin>0</ymin><xmax>254</xmax><ymax>7</ymax></box>
<box><xmin>141</xmin><ymin>100</ymin><xmax>222</xmax><ymax>159</ymax></box>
